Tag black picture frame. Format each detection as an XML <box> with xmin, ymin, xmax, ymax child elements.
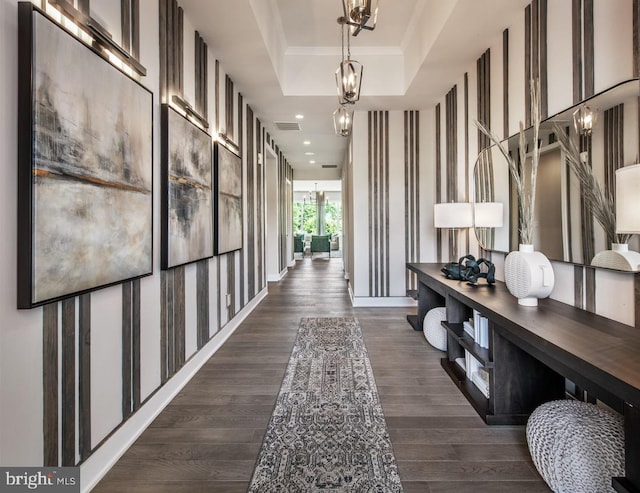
<box><xmin>17</xmin><ymin>3</ymin><xmax>154</xmax><ymax>308</ymax></box>
<box><xmin>214</xmin><ymin>142</ymin><xmax>243</xmax><ymax>255</ymax></box>
<box><xmin>161</xmin><ymin>105</ymin><xmax>214</xmax><ymax>269</ymax></box>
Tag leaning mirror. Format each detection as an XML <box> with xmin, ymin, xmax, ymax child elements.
<box><xmin>474</xmin><ymin>78</ymin><xmax>640</xmax><ymax>270</ymax></box>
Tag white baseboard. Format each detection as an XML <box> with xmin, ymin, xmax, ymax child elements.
<box><xmin>267</xmin><ymin>267</ymin><xmax>288</xmax><ymax>282</ymax></box>
<box><xmin>350</xmin><ymin>295</ymin><xmax>417</xmax><ymax>307</ymax></box>
<box><xmin>80</xmin><ymin>287</ymin><xmax>268</xmax><ymax>492</ymax></box>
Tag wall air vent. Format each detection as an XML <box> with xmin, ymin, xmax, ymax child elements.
<box><xmin>274</xmin><ymin>121</ymin><xmax>301</xmax><ymax>131</ymax></box>
<box><xmin>322</xmin><ymin>165</ymin><xmax>338</xmax><ymax>169</ymax></box>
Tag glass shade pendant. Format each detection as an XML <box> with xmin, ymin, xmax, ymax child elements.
<box><xmin>344</xmin><ymin>0</ymin><xmax>379</xmax><ymax>35</ymax></box>
<box><xmin>333</xmin><ymin>105</ymin><xmax>353</xmax><ymax>137</ymax></box>
<box><xmin>335</xmin><ymin>59</ymin><xmax>363</xmax><ymax>104</ymax></box>
<box><xmin>573</xmin><ymin>105</ymin><xmax>597</xmax><ymax>136</ymax></box>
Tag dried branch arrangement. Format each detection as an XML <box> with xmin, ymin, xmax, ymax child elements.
<box><xmin>475</xmin><ymin>80</ymin><xmax>542</xmax><ymax>245</ymax></box>
<box><xmin>552</xmin><ymin>121</ymin><xmax>631</xmax><ymax>246</ymax></box>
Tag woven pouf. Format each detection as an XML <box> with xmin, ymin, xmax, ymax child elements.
<box><xmin>526</xmin><ymin>400</ymin><xmax>625</xmax><ymax>493</ymax></box>
<box><xmin>423</xmin><ymin>307</ymin><xmax>447</xmax><ymax>351</ymax></box>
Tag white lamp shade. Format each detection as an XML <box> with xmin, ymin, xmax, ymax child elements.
<box><xmin>474</xmin><ymin>202</ymin><xmax>504</xmax><ymax>228</ymax></box>
<box><xmin>434</xmin><ymin>203</ymin><xmax>473</xmax><ymax>229</ymax></box>
<box><xmin>616</xmin><ymin>164</ymin><xmax>640</xmax><ymax>234</ymax></box>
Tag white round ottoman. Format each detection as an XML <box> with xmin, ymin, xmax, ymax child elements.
<box><xmin>526</xmin><ymin>399</ymin><xmax>625</xmax><ymax>493</ymax></box>
<box><xmin>423</xmin><ymin>307</ymin><xmax>447</xmax><ymax>351</ymax></box>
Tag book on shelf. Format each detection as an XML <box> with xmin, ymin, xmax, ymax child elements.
<box><xmin>471</xmin><ymin>367</ymin><xmax>490</xmax><ymax>398</ymax></box>
<box><xmin>463</xmin><ymin>320</ymin><xmax>474</xmax><ymax>338</ymax></box>
<box><xmin>472</xmin><ymin>310</ymin><xmax>489</xmax><ymax>349</ymax></box>
<box><xmin>455</xmin><ymin>357</ymin><xmax>466</xmax><ymax>373</ymax></box>
<box><xmin>473</xmin><ymin>310</ymin><xmax>481</xmax><ymax>340</ymax></box>
<box><xmin>480</xmin><ymin>317</ymin><xmax>489</xmax><ymax>349</ymax></box>
<box><xmin>464</xmin><ymin>349</ymin><xmax>482</xmax><ymax>380</ymax></box>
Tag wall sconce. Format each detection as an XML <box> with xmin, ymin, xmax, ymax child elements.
<box><xmin>333</xmin><ymin>105</ymin><xmax>353</xmax><ymax>137</ymax></box>
<box><xmin>217</xmin><ymin>132</ymin><xmax>240</xmax><ymax>155</ymax></box>
<box><xmin>573</xmin><ymin>104</ymin><xmax>597</xmax><ymax>136</ymax></box>
<box><xmin>48</xmin><ymin>0</ymin><xmax>146</xmax><ymax>76</ymax></box>
<box><xmin>340</xmin><ymin>0</ymin><xmax>379</xmax><ymax>36</ymax></box>
<box><xmin>473</xmin><ymin>202</ymin><xmax>504</xmax><ymax>228</ymax></box>
<box><xmin>171</xmin><ymin>95</ymin><xmax>209</xmax><ymax>129</ymax></box>
<box><xmin>336</xmin><ymin>17</ymin><xmax>363</xmax><ymax>103</ymax></box>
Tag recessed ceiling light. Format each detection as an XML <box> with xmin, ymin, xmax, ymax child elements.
<box><xmin>303</xmin><ymin>140</ymin><xmax>311</xmax><ymax>145</ymax></box>
<box><xmin>295</xmin><ymin>114</ymin><xmax>304</xmax><ymax>120</ymax></box>
<box><xmin>309</xmin><ymin>160</ymin><xmax>316</xmax><ymax>164</ymax></box>
<box><xmin>305</xmin><ymin>152</ymin><xmax>315</xmax><ymax>156</ymax></box>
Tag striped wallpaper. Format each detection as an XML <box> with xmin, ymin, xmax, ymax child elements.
<box><xmin>38</xmin><ymin>0</ymin><xmax>288</xmax><ymax>468</ymax></box>
<box><xmin>405</xmin><ymin>111</ymin><xmax>420</xmax><ymax>293</ymax></box>
<box><xmin>429</xmin><ymin>0</ymin><xmax>638</xmax><ymax>327</ymax></box>
<box><xmin>368</xmin><ymin>111</ymin><xmax>390</xmax><ymax>297</ymax></box>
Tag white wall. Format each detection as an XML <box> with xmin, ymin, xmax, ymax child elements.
<box><xmin>546</xmin><ymin>0</ymin><xmax>572</xmax><ymax>116</ymax></box>
<box><xmin>0</xmin><ymin>0</ymin><xmax>49</xmax><ymax>465</ymax></box>
<box><xmin>265</xmin><ymin>147</ymin><xmax>281</xmax><ymax>281</ymax></box>
<box><xmin>349</xmin><ymin>110</ymin><xmax>423</xmax><ymax>305</ymax></box>
<box><xmin>0</xmin><ymin>0</ymin><xmax>289</xmax><ymax>488</ymax></box>
<box><xmin>347</xmin><ymin>0</ymin><xmax>639</xmax><ymax>325</ymax></box>
<box><xmin>350</xmin><ymin>111</ymin><xmax>370</xmax><ymax>298</ymax></box>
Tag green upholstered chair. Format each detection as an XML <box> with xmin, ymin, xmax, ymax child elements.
<box><xmin>294</xmin><ymin>234</ymin><xmax>304</xmax><ymax>254</ymax></box>
<box><xmin>310</xmin><ymin>235</ymin><xmax>331</xmax><ymax>257</ymax></box>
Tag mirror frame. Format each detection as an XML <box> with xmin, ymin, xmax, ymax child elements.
<box><xmin>474</xmin><ymin>77</ymin><xmax>640</xmax><ymax>270</ymax></box>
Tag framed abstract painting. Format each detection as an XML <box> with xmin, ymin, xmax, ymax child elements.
<box><xmin>17</xmin><ymin>4</ymin><xmax>153</xmax><ymax>308</ymax></box>
<box><xmin>161</xmin><ymin>104</ymin><xmax>214</xmax><ymax>269</ymax></box>
<box><xmin>214</xmin><ymin>142</ymin><xmax>243</xmax><ymax>255</ymax></box>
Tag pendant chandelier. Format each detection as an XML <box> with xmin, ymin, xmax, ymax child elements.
<box><xmin>335</xmin><ymin>16</ymin><xmax>362</xmax><ymax>104</ymax></box>
<box><xmin>342</xmin><ymin>0</ymin><xmax>379</xmax><ymax>36</ymax></box>
<box><xmin>573</xmin><ymin>104</ymin><xmax>597</xmax><ymax>136</ymax></box>
<box><xmin>333</xmin><ymin>104</ymin><xmax>354</xmax><ymax>137</ymax></box>
<box><xmin>332</xmin><ymin>0</ymin><xmax>378</xmax><ymax>136</ymax></box>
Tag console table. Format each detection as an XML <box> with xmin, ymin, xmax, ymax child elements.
<box><xmin>407</xmin><ymin>263</ymin><xmax>640</xmax><ymax>493</ymax></box>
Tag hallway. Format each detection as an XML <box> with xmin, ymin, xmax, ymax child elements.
<box><xmin>94</xmin><ymin>259</ymin><xmax>548</xmax><ymax>492</ymax></box>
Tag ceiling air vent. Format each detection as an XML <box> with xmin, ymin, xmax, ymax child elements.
<box><xmin>322</xmin><ymin>165</ymin><xmax>338</xmax><ymax>169</ymax></box>
<box><xmin>274</xmin><ymin>121</ymin><xmax>301</xmax><ymax>131</ymax></box>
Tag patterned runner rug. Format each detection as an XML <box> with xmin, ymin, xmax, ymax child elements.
<box><xmin>248</xmin><ymin>317</ymin><xmax>404</xmax><ymax>492</ymax></box>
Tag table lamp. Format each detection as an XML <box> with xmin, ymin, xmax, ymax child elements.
<box><xmin>473</xmin><ymin>202</ymin><xmax>504</xmax><ymax>228</ymax></box>
<box><xmin>609</xmin><ymin>163</ymin><xmax>640</xmax><ymax>271</ymax></box>
<box><xmin>434</xmin><ymin>202</ymin><xmax>473</xmax><ymax>259</ymax></box>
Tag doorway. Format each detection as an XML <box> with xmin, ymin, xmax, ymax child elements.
<box><xmin>293</xmin><ymin>180</ymin><xmax>343</xmax><ymax>258</ymax></box>
<box><xmin>265</xmin><ymin>146</ymin><xmax>282</xmax><ymax>281</ymax></box>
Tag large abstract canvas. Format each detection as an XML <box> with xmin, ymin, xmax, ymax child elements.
<box><xmin>161</xmin><ymin>105</ymin><xmax>213</xmax><ymax>269</ymax></box>
<box><xmin>17</xmin><ymin>5</ymin><xmax>153</xmax><ymax>308</ymax></box>
<box><xmin>214</xmin><ymin>142</ymin><xmax>243</xmax><ymax>255</ymax></box>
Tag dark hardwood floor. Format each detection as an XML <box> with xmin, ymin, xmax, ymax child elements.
<box><xmin>94</xmin><ymin>258</ymin><xmax>549</xmax><ymax>492</ymax></box>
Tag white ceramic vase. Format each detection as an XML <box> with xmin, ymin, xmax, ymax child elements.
<box><xmin>590</xmin><ymin>243</ymin><xmax>640</xmax><ymax>271</ymax></box>
<box><xmin>504</xmin><ymin>244</ymin><xmax>555</xmax><ymax>306</ymax></box>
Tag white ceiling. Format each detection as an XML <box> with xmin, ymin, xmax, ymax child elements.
<box><xmin>178</xmin><ymin>0</ymin><xmax>530</xmax><ymax>175</ymax></box>
<box><xmin>294</xmin><ymin>180</ymin><xmax>342</xmax><ymax>192</ymax></box>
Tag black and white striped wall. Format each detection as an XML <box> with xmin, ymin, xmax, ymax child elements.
<box><xmin>345</xmin><ymin>0</ymin><xmax>640</xmax><ymax>329</ymax></box>
<box><xmin>0</xmin><ymin>0</ymin><xmax>293</xmax><ymax>488</ymax></box>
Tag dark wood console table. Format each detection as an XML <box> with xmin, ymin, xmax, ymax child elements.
<box><xmin>407</xmin><ymin>263</ymin><xmax>640</xmax><ymax>493</ymax></box>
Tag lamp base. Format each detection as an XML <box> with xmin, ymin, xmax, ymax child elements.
<box><xmin>590</xmin><ymin>244</ymin><xmax>640</xmax><ymax>271</ymax></box>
